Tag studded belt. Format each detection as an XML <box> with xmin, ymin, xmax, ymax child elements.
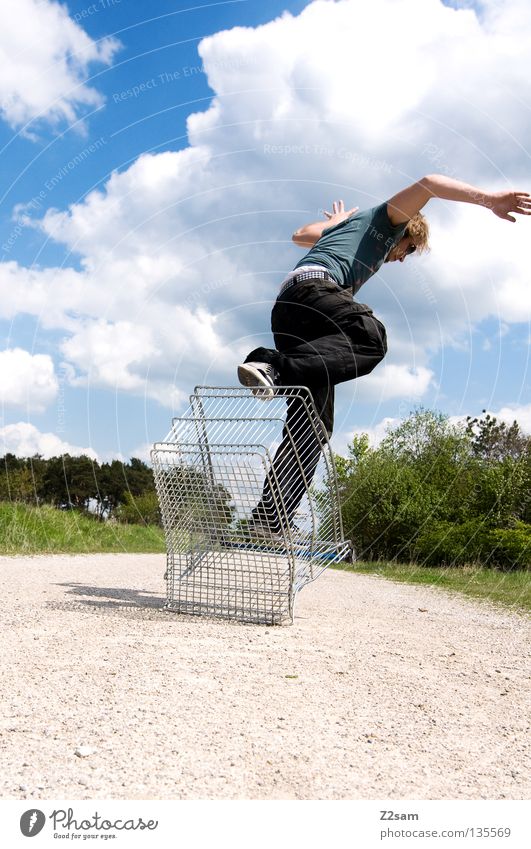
<box><xmin>279</xmin><ymin>268</ymin><xmax>338</xmax><ymax>296</ymax></box>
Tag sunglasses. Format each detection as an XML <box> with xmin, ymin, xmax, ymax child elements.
<box><xmin>405</xmin><ymin>243</ymin><xmax>416</xmax><ymax>256</ymax></box>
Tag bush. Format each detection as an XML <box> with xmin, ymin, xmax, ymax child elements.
<box><xmin>413</xmin><ymin>518</ymin><xmax>492</xmax><ymax>567</ymax></box>
<box><xmin>115</xmin><ymin>490</ymin><xmax>161</xmax><ymax>525</ymax></box>
<box><xmin>414</xmin><ymin>519</ymin><xmax>530</xmax><ymax>570</ymax></box>
<box><xmin>336</xmin><ymin>409</ymin><xmax>530</xmax><ymax>569</ymax></box>
<box><xmin>489</xmin><ymin>523</ymin><xmax>531</xmax><ymax>571</ymax></box>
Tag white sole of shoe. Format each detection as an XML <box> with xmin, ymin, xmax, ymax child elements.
<box><xmin>237</xmin><ymin>363</ymin><xmax>275</xmax><ymax>400</ymax></box>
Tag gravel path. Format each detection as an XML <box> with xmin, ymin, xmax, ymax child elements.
<box><xmin>0</xmin><ymin>554</ymin><xmax>529</xmax><ymax>800</ymax></box>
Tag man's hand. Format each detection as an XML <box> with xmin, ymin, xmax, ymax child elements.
<box><xmin>292</xmin><ymin>200</ymin><xmax>358</xmax><ymax>247</ymax></box>
<box><xmin>387</xmin><ymin>174</ymin><xmax>531</xmax><ymax>225</ymax></box>
<box><xmin>488</xmin><ymin>190</ymin><xmax>531</xmax><ymax>222</ymax></box>
<box><xmin>323</xmin><ymin>199</ymin><xmax>359</xmax><ymax>226</ymax></box>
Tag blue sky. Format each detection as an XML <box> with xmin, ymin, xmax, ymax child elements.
<box><xmin>0</xmin><ymin>0</ymin><xmax>529</xmax><ymax>461</ymax></box>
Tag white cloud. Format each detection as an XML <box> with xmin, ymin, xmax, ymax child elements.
<box><xmin>492</xmin><ymin>403</ymin><xmax>531</xmax><ymax>433</ymax></box>
<box><xmin>335</xmin><ymin>416</ymin><xmax>400</xmax><ymax>454</ymax></box>
<box><xmin>351</xmin><ymin>364</ymin><xmax>435</xmax><ymax>402</ymax></box>
<box><xmin>451</xmin><ymin>402</ymin><xmax>531</xmax><ymax>434</ymax></box>
<box><xmin>61</xmin><ymin>320</ymin><xmax>160</xmax><ymax>392</ymax></box>
<box><xmin>425</xmin><ymin>208</ymin><xmax>531</xmax><ymax>325</ymax></box>
<box><xmin>0</xmin><ymin>0</ymin><xmax>120</xmax><ymax>131</ymax></box>
<box><xmin>129</xmin><ymin>442</ymin><xmax>154</xmax><ymax>464</ymax></box>
<box><xmin>337</xmin><ymin>400</ymin><xmax>531</xmax><ymax>458</ymax></box>
<box><xmin>0</xmin><ymin>421</ymin><xmax>97</xmax><ymax>460</ymax></box>
<box><xmin>2</xmin><ymin>0</ymin><xmax>531</xmax><ymax>415</ymax></box>
<box><xmin>0</xmin><ymin>348</ymin><xmax>58</xmax><ymax>412</ymax></box>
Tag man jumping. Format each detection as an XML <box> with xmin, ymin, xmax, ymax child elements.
<box><xmin>237</xmin><ymin>174</ymin><xmax>530</xmax><ymax>538</ymax></box>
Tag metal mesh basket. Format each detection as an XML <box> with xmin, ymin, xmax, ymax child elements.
<box><xmin>151</xmin><ymin>386</ymin><xmax>350</xmax><ymax>624</ymax></box>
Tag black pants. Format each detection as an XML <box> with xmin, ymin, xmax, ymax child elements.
<box><xmin>245</xmin><ymin>278</ymin><xmax>388</xmax><ymax>532</ymax></box>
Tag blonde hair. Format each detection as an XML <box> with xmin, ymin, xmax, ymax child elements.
<box><xmin>405</xmin><ymin>212</ymin><xmax>430</xmax><ymax>253</ymax></box>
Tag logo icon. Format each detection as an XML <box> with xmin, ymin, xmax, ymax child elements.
<box><xmin>20</xmin><ymin>810</ymin><xmax>46</xmax><ymax>837</ymax></box>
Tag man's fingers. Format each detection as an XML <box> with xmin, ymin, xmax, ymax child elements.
<box><xmin>326</xmin><ymin>200</ymin><xmax>351</xmax><ymax>218</ymax></box>
<box><xmin>493</xmin><ymin>190</ymin><xmax>531</xmax><ymax>220</ymax></box>
<box><xmin>513</xmin><ymin>193</ymin><xmax>531</xmax><ymax>210</ymax></box>
<box><xmin>331</xmin><ymin>200</ymin><xmax>344</xmax><ymax>214</ymax></box>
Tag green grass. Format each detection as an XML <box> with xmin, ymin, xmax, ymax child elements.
<box><xmin>334</xmin><ymin>560</ymin><xmax>531</xmax><ymax>612</ymax></box>
<box><xmin>1</xmin><ymin>502</ymin><xmax>529</xmax><ymax>612</ymax></box>
<box><xmin>0</xmin><ymin>502</ymin><xmax>165</xmax><ymax>555</ymax></box>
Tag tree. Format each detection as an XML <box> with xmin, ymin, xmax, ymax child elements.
<box><xmin>159</xmin><ymin>465</ymin><xmax>234</xmax><ymax>531</ymax></box>
<box><xmin>466</xmin><ymin>411</ymin><xmax>530</xmax><ymax>462</ymax></box>
<box><xmin>335</xmin><ymin>409</ymin><xmax>530</xmax><ymax>568</ymax></box>
<box><xmin>96</xmin><ymin>460</ymin><xmax>127</xmax><ymax>517</ymax></box>
<box><xmin>41</xmin><ymin>455</ymin><xmax>98</xmax><ymax>509</ymax></box>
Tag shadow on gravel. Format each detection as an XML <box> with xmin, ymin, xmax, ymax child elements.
<box><xmin>53</xmin><ymin>582</ymin><xmax>165</xmax><ymax>610</ymax></box>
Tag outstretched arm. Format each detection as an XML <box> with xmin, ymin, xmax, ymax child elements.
<box><xmin>292</xmin><ymin>200</ymin><xmax>358</xmax><ymax>247</ymax></box>
<box><xmin>387</xmin><ymin>174</ymin><xmax>531</xmax><ymax>225</ymax></box>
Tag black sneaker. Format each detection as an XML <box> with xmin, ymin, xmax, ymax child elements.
<box><xmin>237</xmin><ymin>361</ymin><xmax>279</xmax><ymax>400</ymax></box>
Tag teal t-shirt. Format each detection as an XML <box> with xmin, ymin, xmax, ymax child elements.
<box><xmin>294</xmin><ymin>203</ymin><xmax>407</xmax><ymax>294</ymax></box>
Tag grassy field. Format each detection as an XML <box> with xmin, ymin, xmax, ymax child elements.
<box><xmin>1</xmin><ymin>502</ymin><xmax>528</xmax><ymax>612</ymax></box>
<box><xmin>0</xmin><ymin>502</ymin><xmax>165</xmax><ymax>555</ymax></box>
<box><xmin>334</xmin><ymin>561</ymin><xmax>531</xmax><ymax>612</ymax></box>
